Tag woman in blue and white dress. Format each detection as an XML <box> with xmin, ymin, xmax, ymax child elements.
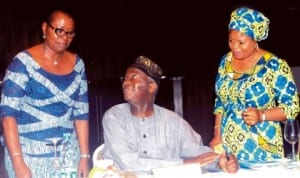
<box><xmin>0</xmin><ymin>9</ymin><xmax>90</xmax><ymax>178</ymax></box>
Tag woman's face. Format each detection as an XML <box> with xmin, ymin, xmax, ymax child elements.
<box><xmin>43</xmin><ymin>11</ymin><xmax>75</xmax><ymax>53</ymax></box>
<box><xmin>228</xmin><ymin>30</ymin><xmax>257</xmax><ymax>60</ymax></box>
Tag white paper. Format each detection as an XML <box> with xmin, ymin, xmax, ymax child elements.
<box><xmin>151</xmin><ymin>163</ymin><xmax>203</xmax><ymax>178</ymax></box>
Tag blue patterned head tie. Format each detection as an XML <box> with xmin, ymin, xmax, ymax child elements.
<box><xmin>228</xmin><ymin>7</ymin><xmax>270</xmax><ymax>41</ymax></box>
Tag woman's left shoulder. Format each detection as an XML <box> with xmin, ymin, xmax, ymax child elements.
<box><xmin>65</xmin><ymin>51</ymin><xmax>80</xmax><ymax>63</ymax></box>
<box><xmin>261</xmin><ymin>51</ymin><xmax>287</xmax><ymax>65</ymax></box>
<box><xmin>66</xmin><ymin>51</ymin><xmax>85</xmax><ymax>68</ymax></box>
<box><xmin>262</xmin><ymin>50</ymin><xmax>283</xmax><ymax>61</ymax></box>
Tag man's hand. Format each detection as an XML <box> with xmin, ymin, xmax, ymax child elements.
<box><xmin>184</xmin><ymin>152</ymin><xmax>220</xmax><ymax>166</ymax></box>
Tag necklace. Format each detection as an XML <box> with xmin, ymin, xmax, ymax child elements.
<box><xmin>53</xmin><ymin>53</ymin><xmax>63</xmax><ymax>65</ymax></box>
<box><xmin>53</xmin><ymin>58</ymin><xmax>58</xmax><ymax>65</ymax></box>
<box><xmin>53</xmin><ymin>60</ymin><xmax>58</xmax><ymax>66</ymax></box>
<box><xmin>42</xmin><ymin>43</ymin><xmax>62</xmax><ymax>66</ymax></box>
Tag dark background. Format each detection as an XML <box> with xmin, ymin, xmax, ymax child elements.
<box><xmin>0</xmin><ymin>0</ymin><xmax>300</xmax><ymax>177</ymax></box>
<box><xmin>1</xmin><ymin>0</ymin><xmax>300</xmax><ymax>77</ymax></box>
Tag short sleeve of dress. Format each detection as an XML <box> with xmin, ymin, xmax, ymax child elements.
<box><xmin>0</xmin><ymin>52</ymin><xmax>30</xmax><ymax>118</ymax></box>
<box><xmin>272</xmin><ymin>59</ymin><xmax>300</xmax><ymax>119</ymax></box>
<box><xmin>71</xmin><ymin>56</ymin><xmax>89</xmax><ymax>120</ymax></box>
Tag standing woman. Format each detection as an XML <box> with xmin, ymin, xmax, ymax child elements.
<box><xmin>209</xmin><ymin>7</ymin><xmax>300</xmax><ymax>161</ymax></box>
<box><xmin>0</xmin><ymin>10</ymin><xmax>90</xmax><ymax>177</ymax></box>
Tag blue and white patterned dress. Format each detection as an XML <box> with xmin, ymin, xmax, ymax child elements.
<box><xmin>0</xmin><ymin>51</ymin><xmax>89</xmax><ymax>177</ymax></box>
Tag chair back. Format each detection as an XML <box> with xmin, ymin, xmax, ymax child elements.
<box><xmin>92</xmin><ymin>143</ymin><xmax>104</xmax><ymax>167</ymax></box>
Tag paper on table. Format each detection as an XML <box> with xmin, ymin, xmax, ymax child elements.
<box><xmin>150</xmin><ymin>163</ymin><xmax>203</xmax><ymax>178</ymax></box>
<box><xmin>239</xmin><ymin>160</ymin><xmax>281</xmax><ymax>170</ymax></box>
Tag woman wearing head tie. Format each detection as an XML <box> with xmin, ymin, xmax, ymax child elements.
<box><xmin>209</xmin><ymin>7</ymin><xmax>300</xmax><ymax>161</ymax></box>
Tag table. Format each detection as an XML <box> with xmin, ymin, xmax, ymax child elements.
<box><xmin>204</xmin><ymin>167</ymin><xmax>300</xmax><ymax>178</ymax></box>
<box><xmin>136</xmin><ymin>161</ymin><xmax>300</xmax><ymax>178</ymax></box>
<box><xmin>90</xmin><ymin>160</ymin><xmax>300</xmax><ymax>178</ymax></box>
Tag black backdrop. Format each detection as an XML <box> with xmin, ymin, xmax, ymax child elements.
<box><xmin>1</xmin><ymin>0</ymin><xmax>300</xmax><ymax>176</ymax></box>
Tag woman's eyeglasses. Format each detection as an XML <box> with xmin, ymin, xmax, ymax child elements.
<box><xmin>47</xmin><ymin>22</ymin><xmax>75</xmax><ymax>38</ymax></box>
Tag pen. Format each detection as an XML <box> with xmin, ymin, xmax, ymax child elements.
<box><xmin>241</xmin><ymin>112</ymin><xmax>250</xmax><ymax>117</ymax></box>
<box><xmin>223</xmin><ymin>145</ymin><xmax>231</xmax><ymax>161</ymax></box>
<box><xmin>226</xmin><ymin>150</ymin><xmax>231</xmax><ymax>161</ymax></box>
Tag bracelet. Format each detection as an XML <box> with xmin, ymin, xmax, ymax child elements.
<box><xmin>11</xmin><ymin>152</ymin><xmax>21</xmax><ymax>158</ymax></box>
<box><xmin>214</xmin><ymin>125</ymin><xmax>220</xmax><ymax>129</ymax></box>
<box><xmin>261</xmin><ymin>110</ymin><xmax>266</xmax><ymax>122</ymax></box>
<box><xmin>80</xmin><ymin>154</ymin><xmax>90</xmax><ymax>158</ymax></box>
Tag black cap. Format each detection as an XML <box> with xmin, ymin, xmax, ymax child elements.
<box><xmin>130</xmin><ymin>56</ymin><xmax>163</xmax><ymax>85</ymax></box>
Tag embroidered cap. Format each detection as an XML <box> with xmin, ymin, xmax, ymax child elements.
<box><xmin>130</xmin><ymin>55</ymin><xmax>163</xmax><ymax>85</ymax></box>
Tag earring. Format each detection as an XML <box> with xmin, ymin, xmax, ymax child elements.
<box><xmin>255</xmin><ymin>43</ymin><xmax>259</xmax><ymax>51</ymax></box>
<box><xmin>42</xmin><ymin>34</ymin><xmax>46</xmax><ymax>39</ymax></box>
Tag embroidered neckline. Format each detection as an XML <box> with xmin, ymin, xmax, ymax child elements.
<box><xmin>225</xmin><ymin>52</ymin><xmax>273</xmax><ymax>80</ymax></box>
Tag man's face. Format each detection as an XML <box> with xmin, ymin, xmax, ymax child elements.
<box><xmin>122</xmin><ymin>67</ymin><xmax>154</xmax><ymax>104</ymax></box>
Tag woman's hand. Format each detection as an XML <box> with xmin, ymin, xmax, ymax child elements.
<box><xmin>12</xmin><ymin>157</ymin><xmax>32</xmax><ymax>178</ymax></box>
<box><xmin>77</xmin><ymin>157</ymin><xmax>91</xmax><ymax>178</ymax></box>
<box><xmin>242</xmin><ymin>107</ymin><xmax>262</xmax><ymax>126</ymax></box>
<box><xmin>218</xmin><ymin>152</ymin><xmax>239</xmax><ymax>173</ymax></box>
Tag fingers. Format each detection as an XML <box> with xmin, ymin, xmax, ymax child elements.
<box><xmin>200</xmin><ymin>153</ymin><xmax>220</xmax><ymax>166</ymax></box>
<box><xmin>242</xmin><ymin>108</ymin><xmax>260</xmax><ymax>125</ymax></box>
<box><xmin>79</xmin><ymin>171</ymin><xmax>89</xmax><ymax>178</ymax></box>
<box><xmin>226</xmin><ymin>162</ymin><xmax>239</xmax><ymax>173</ymax></box>
<box><xmin>226</xmin><ymin>157</ymin><xmax>239</xmax><ymax>173</ymax></box>
<box><xmin>219</xmin><ymin>153</ymin><xmax>239</xmax><ymax>173</ymax></box>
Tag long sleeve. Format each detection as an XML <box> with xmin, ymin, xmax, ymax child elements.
<box><xmin>102</xmin><ymin>104</ymin><xmax>212</xmax><ymax>172</ymax></box>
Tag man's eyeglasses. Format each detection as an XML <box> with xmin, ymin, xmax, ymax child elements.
<box><xmin>47</xmin><ymin>22</ymin><xmax>75</xmax><ymax>38</ymax></box>
<box><xmin>120</xmin><ymin>74</ymin><xmax>154</xmax><ymax>83</ymax></box>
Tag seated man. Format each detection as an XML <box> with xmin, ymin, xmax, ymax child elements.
<box><xmin>102</xmin><ymin>55</ymin><xmax>239</xmax><ymax>173</ymax></box>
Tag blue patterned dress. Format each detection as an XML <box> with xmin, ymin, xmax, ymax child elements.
<box><xmin>214</xmin><ymin>51</ymin><xmax>300</xmax><ymax>161</ymax></box>
<box><xmin>0</xmin><ymin>51</ymin><xmax>89</xmax><ymax>177</ymax></box>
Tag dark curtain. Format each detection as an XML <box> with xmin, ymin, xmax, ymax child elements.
<box><xmin>182</xmin><ymin>75</ymin><xmax>216</xmax><ymax>145</ymax></box>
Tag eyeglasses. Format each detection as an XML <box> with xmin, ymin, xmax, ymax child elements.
<box><xmin>120</xmin><ymin>74</ymin><xmax>154</xmax><ymax>83</ymax></box>
<box><xmin>47</xmin><ymin>22</ymin><xmax>75</xmax><ymax>38</ymax></box>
